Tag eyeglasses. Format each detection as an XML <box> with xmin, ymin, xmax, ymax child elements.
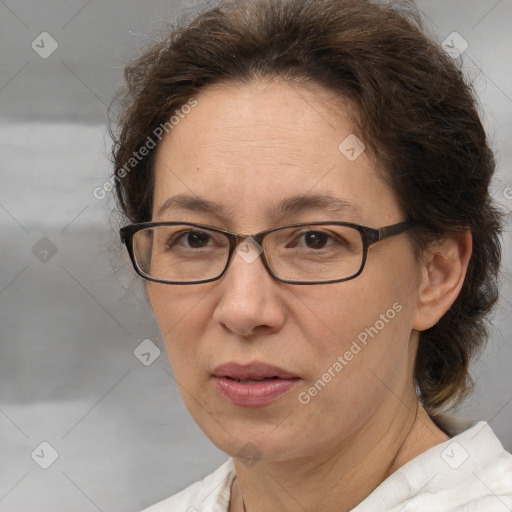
<box><xmin>120</xmin><ymin>220</ymin><xmax>414</xmax><ymax>285</ymax></box>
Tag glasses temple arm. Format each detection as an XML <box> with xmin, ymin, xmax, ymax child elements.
<box><xmin>378</xmin><ymin>221</ymin><xmax>415</xmax><ymax>241</ymax></box>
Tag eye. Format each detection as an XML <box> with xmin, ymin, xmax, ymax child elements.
<box><xmin>173</xmin><ymin>230</ymin><xmax>212</xmax><ymax>249</ymax></box>
<box><xmin>286</xmin><ymin>230</ymin><xmax>342</xmax><ymax>250</ymax></box>
<box><xmin>302</xmin><ymin>231</ymin><xmax>330</xmax><ymax>249</ymax></box>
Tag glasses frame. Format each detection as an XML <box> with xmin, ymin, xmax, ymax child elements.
<box><xmin>120</xmin><ymin>220</ymin><xmax>415</xmax><ymax>285</ymax></box>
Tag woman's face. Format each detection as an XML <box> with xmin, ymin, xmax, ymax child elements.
<box><xmin>148</xmin><ymin>79</ymin><xmax>423</xmax><ymax>461</ymax></box>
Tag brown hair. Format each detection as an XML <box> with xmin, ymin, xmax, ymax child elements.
<box><xmin>110</xmin><ymin>0</ymin><xmax>503</xmax><ymax>411</ymax></box>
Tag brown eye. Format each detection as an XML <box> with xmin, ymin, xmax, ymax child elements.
<box><xmin>303</xmin><ymin>231</ymin><xmax>329</xmax><ymax>249</ymax></box>
<box><xmin>183</xmin><ymin>230</ymin><xmax>210</xmax><ymax>248</ymax></box>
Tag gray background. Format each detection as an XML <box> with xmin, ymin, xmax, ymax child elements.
<box><xmin>0</xmin><ymin>1</ymin><xmax>511</xmax><ymax>511</ymax></box>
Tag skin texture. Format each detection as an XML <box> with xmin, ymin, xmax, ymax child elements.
<box><xmin>147</xmin><ymin>79</ymin><xmax>472</xmax><ymax>512</ymax></box>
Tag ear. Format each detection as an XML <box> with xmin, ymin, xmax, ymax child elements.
<box><xmin>412</xmin><ymin>231</ymin><xmax>472</xmax><ymax>331</ymax></box>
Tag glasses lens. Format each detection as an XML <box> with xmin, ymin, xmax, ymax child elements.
<box><xmin>265</xmin><ymin>224</ymin><xmax>364</xmax><ymax>282</ymax></box>
<box><xmin>132</xmin><ymin>225</ymin><xmax>229</xmax><ymax>283</ymax></box>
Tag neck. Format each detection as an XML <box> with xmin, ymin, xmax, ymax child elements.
<box><xmin>230</xmin><ymin>400</ymin><xmax>449</xmax><ymax>512</ymax></box>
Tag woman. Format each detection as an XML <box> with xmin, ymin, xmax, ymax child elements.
<box><xmin>111</xmin><ymin>0</ymin><xmax>512</xmax><ymax>510</ymax></box>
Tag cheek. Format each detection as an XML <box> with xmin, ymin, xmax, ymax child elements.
<box><xmin>292</xmin><ymin>278</ymin><xmax>398</xmax><ymax>345</ymax></box>
<box><xmin>294</xmin><ymin>268</ymin><xmax>414</xmax><ymax>389</ymax></box>
<box><xmin>149</xmin><ymin>282</ymin><xmax>212</xmax><ymax>329</ymax></box>
<box><xmin>148</xmin><ymin>284</ymin><xmax>211</xmax><ymax>374</ymax></box>
<box><xmin>291</xmin><ymin>291</ymin><xmax>412</xmax><ymax>443</ymax></box>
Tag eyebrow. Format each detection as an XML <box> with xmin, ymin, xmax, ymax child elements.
<box><xmin>156</xmin><ymin>193</ymin><xmax>363</xmax><ymax>221</ymax></box>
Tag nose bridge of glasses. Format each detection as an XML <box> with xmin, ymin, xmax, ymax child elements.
<box><xmin>231</xmin><ymin>233</ymin><xmax>265</xmax><ymax>264</ymax></box>
<box><xmin>232</xmin><ymin>231</ymin><xmax>263</xmax><ymax>242</ymax></box>
<box><xmin>228</xmin><ymin>231</ymin><xmax>266</xmax><ymax>252</ymax></box>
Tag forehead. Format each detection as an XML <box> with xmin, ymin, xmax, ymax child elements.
<box><xmin>152</xmin><ymin>79</ymin><xmax>401</xmax><ymax>227</ymax></box>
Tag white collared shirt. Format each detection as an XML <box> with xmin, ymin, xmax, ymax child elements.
<box><xmin>142</xmin><ymin>415</ymin><xmax>512</xmax><ymax>511</ymax></box>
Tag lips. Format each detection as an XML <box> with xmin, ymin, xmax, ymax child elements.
<box><xmin>212</xmin><ymin>362</ymin><xmax>300</xmax><ymax>407</ymax></box>
<box><xmin>212</xmin><ymin>362</ymin><xmax>299</xmax><ymax>380</ymax></box>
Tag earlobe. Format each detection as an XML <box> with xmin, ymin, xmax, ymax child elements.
<box><xmin>412</xmin><ymin>231</ymin><xmax>472</xmax><ymax>331</ymax></box>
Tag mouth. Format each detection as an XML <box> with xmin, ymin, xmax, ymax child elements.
<box><xmin>212</xmin><ymin>362</ymin><xmax>300</xmax><ymax>407</ymax></box>
<box><xmin>212</xmin><ymin>361</ymin><xmax>299</xmax><ymax>380</ymax></box>
<box><xmin>223</xmin><ymin>376</ymin><xmax>281</xmax><ymax>383</ymax></box>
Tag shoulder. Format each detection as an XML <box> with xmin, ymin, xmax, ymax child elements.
<box><xmin>353</xmin><ymin>415</ymin><xmax>512</xmax><ymax>511</ymax></box>
<box><xmin>141</xmin><ymin>458</ymin><xmax>236</xmax><ymax>512</ymax></box>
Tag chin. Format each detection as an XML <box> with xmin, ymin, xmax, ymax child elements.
<box><xmin>196</xmin><ymin>415</ymin><xmax>313</xmax><ymax>463</ymax></box>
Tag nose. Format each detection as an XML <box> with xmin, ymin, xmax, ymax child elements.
<box><xmin>212</xmin><ymin>238</ymin><xmax>286</xmax><ymax>338</ymax></box>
